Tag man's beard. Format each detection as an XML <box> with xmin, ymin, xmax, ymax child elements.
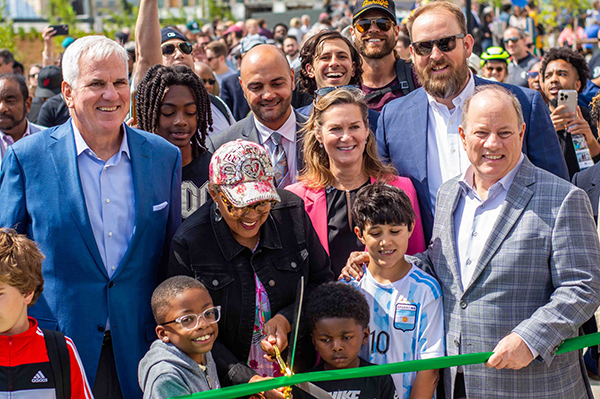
<box><xmin>549</xmin><ymin>98</ymin><xmax>558</xmax><ymax>109</ymax></box>
<box><xmin>354</xmin><ymin>34</ymin><xmax>396</xmax><ymax>59</ymax></box>
<box><xmin>416</xmin><ymin>57</ymin><xmax>470</xmax><ymax>99</ymax></box>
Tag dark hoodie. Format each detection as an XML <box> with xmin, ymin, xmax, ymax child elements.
<box><xmin>138</xmin><ymin>340</ymin><xmax>220</xmax><ymax>399</ymax></box>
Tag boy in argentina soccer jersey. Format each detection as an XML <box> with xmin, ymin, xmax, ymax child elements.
<box><xmin>347</xmin><ymin>183</ymin><xmax>445</xmax><ymax>399</ymax></box>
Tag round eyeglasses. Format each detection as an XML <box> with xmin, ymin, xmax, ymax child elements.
<box><xmin>160</xmin><ymin>306</ymin><xmax>221</xmax><ymax>331</ymax></box>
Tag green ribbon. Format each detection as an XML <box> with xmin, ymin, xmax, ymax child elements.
<box><xmin>175</xmin><ymin>332</ymin><xmax>600</xmax><ymax>399</ymax></box>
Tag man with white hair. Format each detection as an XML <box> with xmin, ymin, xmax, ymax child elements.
<box><xmin>0</xmin><ymin>35</ymin><xmax>182</xmax><ymax>399</ymax></box>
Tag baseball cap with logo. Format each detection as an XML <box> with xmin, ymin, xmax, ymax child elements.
<box><xmin>35</xmin><ymin>65</ymin><xmax>62</xmax><ymax>98</ymax></box>
<box><xmin>161</xmin><ymin>27</ymin><xmax>188</xmax><ymax>44</ymax></box>
<box><xmin>353</xmin><ymin>0</ymin><xmax>396</xmax><ymax>23</ymax></box>
<box><xmin>187</xmin><ymin>20</ymin><xmax>201</xmax><ymax>34</ymax></box>
<box><xmin>209</xmin><ymin>139</ymin><xmax>281</xmax><ymax>208</ymax></box>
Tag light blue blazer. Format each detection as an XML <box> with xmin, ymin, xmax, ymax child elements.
<box><xmin>0</xmin><ymin>120</ymin><xmax>182</xmax><ymax>399</ymax></box>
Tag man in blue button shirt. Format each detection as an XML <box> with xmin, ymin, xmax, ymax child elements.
<box><xmin>0</xmin><ymin>35</ymin><xmax>181</xmax><ymax>399</ymax></box>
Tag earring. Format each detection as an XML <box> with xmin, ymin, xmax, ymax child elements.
<box><xmin>163</xmin><ymin>337</ymin><xmax>169</xmax><ymax>343</ymax></box>
<box><xmin>214</xmin><ymin>206</ymin><xmax>222</xmax><ymax>222</ymax></box>
<box><xmin>319</xmin><ymin>142</ymin><xmax>323</xmax><ymax>149</ymax></box>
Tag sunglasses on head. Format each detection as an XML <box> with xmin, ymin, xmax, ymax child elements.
<box><xmin>354</xmin><ymin>17</ymin><xmax>394</xmax><ymax>33</ymax></box>
<box><xmin>315</xmin><ymin>85</ymin><xmax>362</xmax><ymax>99</ymax></box>
<box><xmin>503</xmin><ymin>36</ymin><xmax>520</xmax><ymax>44</ymax></box>
<box><xmin>411</xmin><ymin>34</ymin><xmax>465</xmax><ymax>56</ymax></box>
<box><xmin>161</xmin><ymin>42</ymin><xmax>193</xmax><ymax>56</ymax></box>
<box><xmin>203</xmin><ymin>78</ymin><xmax>216</xmax><ymax>85</ymax></box>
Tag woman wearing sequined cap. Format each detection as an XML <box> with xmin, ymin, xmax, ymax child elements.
<box><xmin>167</xmin><ymin>139</ymin><xmax>333</xmax><ymax>391</ymax></box>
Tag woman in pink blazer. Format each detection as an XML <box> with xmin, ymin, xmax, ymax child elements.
<box><xmin>286</xmin><ymin>88</ymin><xmax>425</xmax><ymax>277</ymax></box>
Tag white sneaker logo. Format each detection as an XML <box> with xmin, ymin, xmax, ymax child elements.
<box><xmin>31</xmin><ymin>370</ymin><xmax>48</xmax><ymax>383</ymax></box>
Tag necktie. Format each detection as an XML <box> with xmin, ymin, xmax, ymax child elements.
<box><xmin>270</xmin><ymin>132</ymin><xmax>289</xmax><ymax>188</ymax></box>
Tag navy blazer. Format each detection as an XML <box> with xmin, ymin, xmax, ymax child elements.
<box><xmin>572</xmin><ymin>162</ymin><xmax>600</xmax><ymax>222</ymax></box>
<box><xmin>377</xmin><ymin>76</ymin><xmax>569</xmax><ymax>242</ymax></box>
<box><xmin>220</xmin><ymin>72</ymin><xmax>249</xmax><ymax>121</ymax></box>
<box><xmin>0</xmin><ymin>120</ymin><xmax>182</xmax><ymax>399</ymax></box>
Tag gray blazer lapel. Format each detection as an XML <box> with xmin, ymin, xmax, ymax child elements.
<box><xmin>438</xmin><ymin>180</ymin><xmax>466</xmax><ymax>293</ymax></box>
<box><xmin>48</xmin><ymin>122</ymin><xmax>106</xmax><ymax>276</ymax></box>
<box><xmin>244</xmin><ymin>115</ymin><xmax>260</xmax><ymax>142</ymax></box>
<box><xmin>294</xmin><ymin>110</ymin><xmax>308</xmax><ymax>169</ymax></box>
<box><xmin>465</xmin><ymin>159</ymin><xmax>535</xmax><ymax>292</ymax></box>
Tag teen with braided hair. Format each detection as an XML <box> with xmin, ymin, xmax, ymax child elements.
<box><xmin>137</xmin><ymin>64</ymin><xmax>213</xmax><ymax>219</ymax></box>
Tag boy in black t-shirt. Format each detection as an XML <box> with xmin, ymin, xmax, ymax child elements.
<box><xmin>292</xmin><ymin>283</ymin><xmax>397</xmax><ymax>399</ymax></box>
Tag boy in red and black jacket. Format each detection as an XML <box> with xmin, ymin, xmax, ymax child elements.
<box><xmin>0</xmin><ymin>228</ymin><xmax>93</xmax><ymax>399</ymax></box>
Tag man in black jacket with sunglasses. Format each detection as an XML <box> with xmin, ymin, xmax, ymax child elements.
<box><xmin>350</xmin><ymin>0</ymin><xmax>418</xmax><ymax>112</ymax></box>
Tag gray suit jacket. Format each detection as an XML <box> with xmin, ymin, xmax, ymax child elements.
<box><xmin>411</xmin><ymin>157</ymin><xmax>600</xmax><ymax>399</ymax></box>
<box><xmin>206</xmin><ymin>109</ymin><xmax>308</xmax><ymax>171</ymax></box>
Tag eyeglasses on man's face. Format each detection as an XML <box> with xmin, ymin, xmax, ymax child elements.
<box><xmin>161</xmin><ymin>42</ymin><xmax>193</xmax><ymax>56</ymax></box>
<box><xmin>354</xmin><ymin>17</ymin><xmax>394</xmax><ymax>33</ymax></box>
<box><xmin>411</xmin><ymin>34</ymin><xmax>466</xmax><ymax>56</ymax></box>
<box><xmin>160</xmin><ymin>306</ymin><xmax>222</xmax><ymax>331</ymax></box>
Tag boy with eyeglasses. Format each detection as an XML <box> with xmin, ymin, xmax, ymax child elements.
<box><xmin>139</xmin><ymin>276</ymin><xmax>221</xmax><ymax>399</ymax></box>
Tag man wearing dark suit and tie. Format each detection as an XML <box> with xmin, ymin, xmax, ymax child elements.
<box><xmin>0</xmin><ymin>36</ymin><xmax>181</xmax><ymax>399</ymax></box>
<box><xmin>376</xmin><ymin>1</ymin><xmax>568</xmax><ymax>243</ymax></box>
<box><xmin>207</xmin><ymin>44</ymin><xmax>307</xmax><ymax>188</ymax></box>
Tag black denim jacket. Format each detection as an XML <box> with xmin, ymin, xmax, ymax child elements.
<box><xmin>167</xmin><ymin>189</ymin><xmax>334</xmax><ymax>386</ymax></box>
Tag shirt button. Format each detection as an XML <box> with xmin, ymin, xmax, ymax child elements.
<box><xmin>451</xmin><ymin>147</ymin><xmax>456</xmax><ymax>154</ymax></box>
<box><xmin>290</xmin><ymin>262</ymin><xmax>297</xmax><ymax>269</ymax></box>
<box><xmin>106</xmin><ymin>198</ymin><xmax>111</xmax><ymax>204</ymax></box>
<box><xmin>108</xmin><ymin>232</ymin><xmax>113</xmax><ymax>237</ymax></box>
<box><xmin>269</xmin><ymin>280</ymin><xmax>276</xmax><ymax>287</ymax></box>
<box><xmin>466</xmin><ymin>258</ymin><xmax>472</xmax><ymax>265</ymax></box>
<box><xmin>111</xmin><ymin>265</ymin><xmax>116</xmax><ymax>270</ymax></box>
<box><xmin>212</xmin><ymin>279</ymin><xmax>219</xmax><ymax>286</ymax></box>
<box><xmin>472</xmin><ymin>231</ymin><xmax>478</xmax><ymax>237</ymax></box>
<box><xmin>454</xmin><ymin>339</ymin><xmax>460</xmax><ymax>347</ymax></box>
<box><xmin>460</xmin><ymin>300</ymin><xmax>467</xmax><ymax>309</ymax></box>
<box><xmin>104</xmin><ymin>165</ymin><xmax>108</xmax><ymax>170</ymax></box>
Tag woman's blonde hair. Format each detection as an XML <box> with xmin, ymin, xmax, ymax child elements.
<box><xmin>297</xmin><ymin>88</ymin><xmax>396</xmax><ymax>190</ymax></box>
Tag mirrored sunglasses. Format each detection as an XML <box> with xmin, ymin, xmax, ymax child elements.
<box><xmin>219</xmin><ymin>191</ymin><xmax>277</xmax><ymax>218</ymax></box>
<box><xmin>354</xmin><ymin>17</ymin><xmax>394</xmax><ymax>33</ymax></box>
<box><xmin>161</xmin><ymin>42</ymin><xmax>193</xmax><ymax>56</ymax></box>
<box><xmin>503</xmin><ymin>37</ymin><xmax>520</xmax><ymax>44</ymax></box>
<box><xmin>527</xmin><ymin>71</ymin><xmax>539</xmax><ymax>78</ymax></box>
<box><xmin>411</xmin><ymin>34</ymin><xmax>465</xmax><ymax>56</ymax></box>
<box><xmin>485</xmin><ymin>66</ymin><xmax>505</xmax><ymax>73</ymax></box>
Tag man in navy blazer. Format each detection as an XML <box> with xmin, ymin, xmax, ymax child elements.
<box><xmin>376</xmin><ymin>2</ymin><xmax>568</xmax><ymax>243</ymax></box>
<box><xmin>0</xmin><ymin>36</ymin><xmax>181</xmax><ymax>399</ymax></box>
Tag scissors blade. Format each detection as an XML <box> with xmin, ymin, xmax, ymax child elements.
<box><xmin>295</xmin><ymin>382</ymin><xmax>334</xmax><ymax>399</ymax></box>
<box><xmin>287</xmin><ymin>275</ymin><xmax>305</xmax><ymax>372</ymax></box>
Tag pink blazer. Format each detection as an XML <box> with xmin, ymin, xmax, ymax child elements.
<box><xmin>285</xmin><ymin>176</ymin><xmax>426</xmax><ymax>255</ymax></box>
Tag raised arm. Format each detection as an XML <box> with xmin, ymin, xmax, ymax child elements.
<box><xmin>134</xmin><ymin>0</ymin><xmax>162</xmax><ymax>87</ymax></box>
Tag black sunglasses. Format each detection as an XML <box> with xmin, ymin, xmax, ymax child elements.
<box><xmin>203</xmin><ymin>78</ymin><xmax>216</xmax><ymax>85</ymax></box>
<box><xmin>411</xmin><ymin>34</ymin><xmax>465</xmax><ymax>56</ymax></box>
<box><xmin>161</xmin><ymin>42</ymin><xmax>193</xmax><ymax>56</ymax></box>
<box><xmin>354</xmin><ymin>17</ymin><xmax>394</xmax><ymax>33</ymax></box>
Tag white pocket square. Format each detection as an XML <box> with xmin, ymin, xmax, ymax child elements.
<box><xmin>153</xmin><ymin>201</ymin><xmax>168</xmax><ymax>212</ymax></box>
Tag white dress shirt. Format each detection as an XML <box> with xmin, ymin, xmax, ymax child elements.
<box><xmin>426</xmin><ymin>72</ymin><xmax>475</xmax><ymax>210</ymax></box>
<box><xmin>453</xmin><ymin>154</ymin><xmax>537</xmax><ymax>358</ymax></box>
<box><xmin>255</xmin><ymin>109</ymin><xmax>298</xmax><ymax>181</ymax></box>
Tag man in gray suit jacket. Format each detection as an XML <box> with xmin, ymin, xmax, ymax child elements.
<box><xmin>413</xmin><ymin>85</ymin><xmax>600</xmax><ymax>398</ymax></box>
<box><xmin>207</xmin><ymin>44</ymin><xmax>306</xmax><ymax>187</ymax></box>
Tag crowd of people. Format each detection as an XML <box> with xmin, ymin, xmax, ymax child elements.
<box><xmin>2</xmin><ymin>0</ymin><xmax>600</xmax><ymax>399</ymax></box>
